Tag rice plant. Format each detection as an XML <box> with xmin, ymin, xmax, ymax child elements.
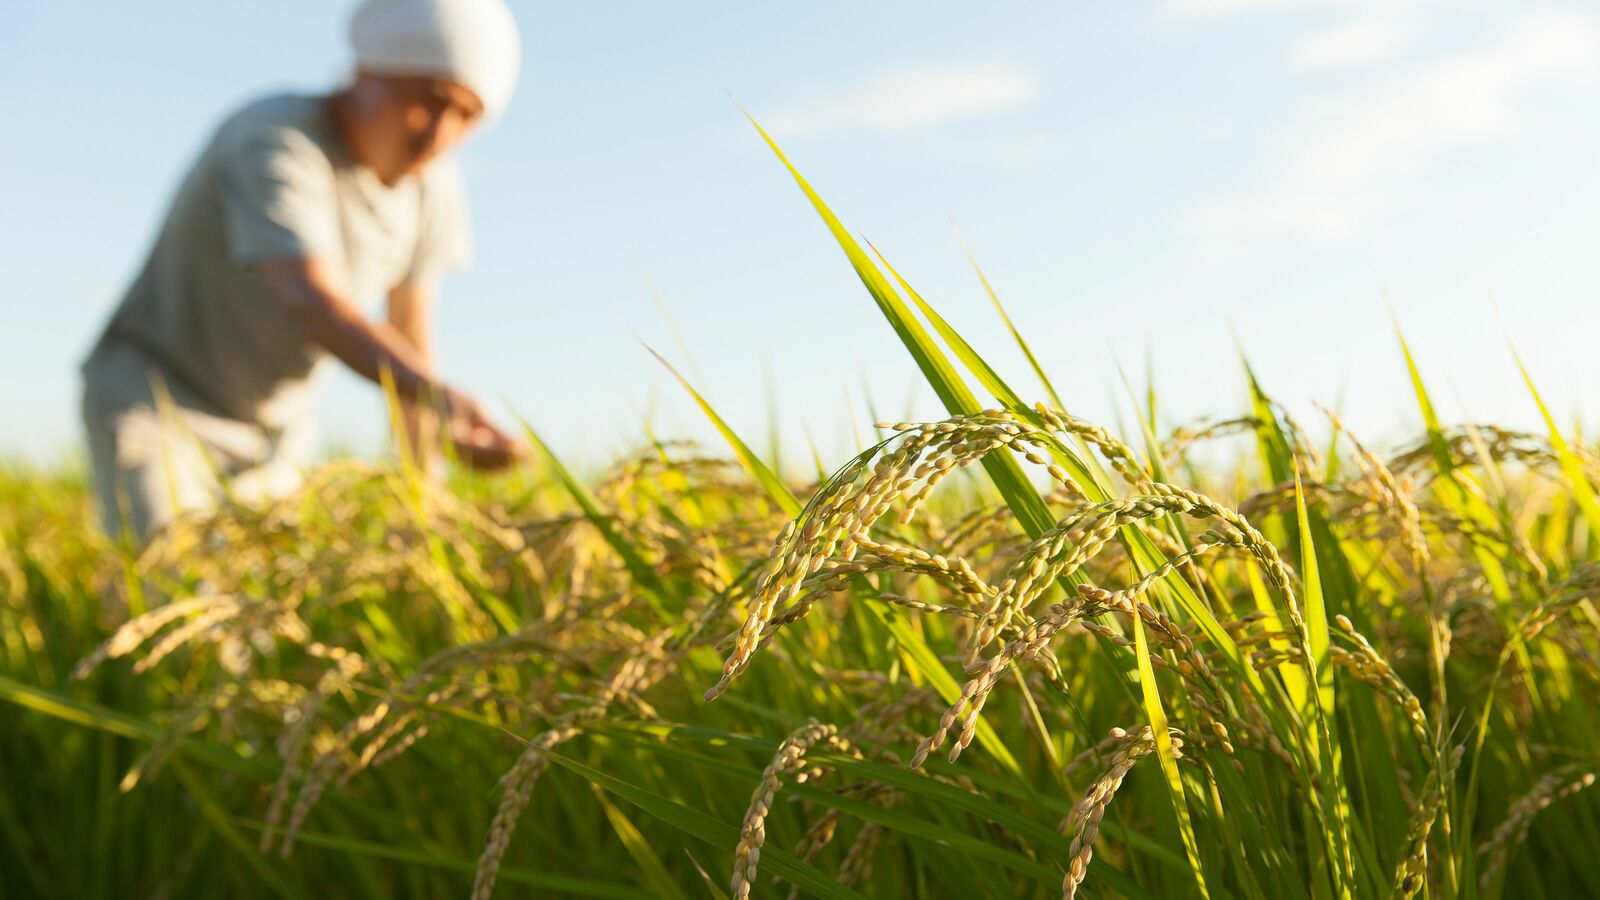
<box><xmin>3</xmin><ymin>127</ymin><xmax>1599</xmax><ymax>900</ymax></box>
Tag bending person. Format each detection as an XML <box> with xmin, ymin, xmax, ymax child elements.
<box><xmin>82</xmin><ymin>0</ymin><xmax>526</xmax><ymax>542</ymax></box>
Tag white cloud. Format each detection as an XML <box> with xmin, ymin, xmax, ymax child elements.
<box><xmin>1200</xmin><ymin>10</ymin><xmax>1600</xmax><ymax>240</ymax></box>
<box><xmin>763</xmin><ymin>62</ymin><xmax>1037</xmax><ymax>140</ymax></box>
<box><xmin>1289</xmin><ymin>18</ymin><xmax>1408</xmax><ymax>69</ymax></box>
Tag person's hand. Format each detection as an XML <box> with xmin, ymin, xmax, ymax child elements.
<box><xmin>440</xmin><ymin>388</ymin><xmax>528</xmax><ymax>472</ymax></box>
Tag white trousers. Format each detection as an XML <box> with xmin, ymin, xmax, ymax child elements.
<box><xmin>81</xmin><ymin>340</ymin><xmax>308</xmax><ymax>543</ymax></box>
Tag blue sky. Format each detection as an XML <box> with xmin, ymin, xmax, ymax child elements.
<box><xmin>3</xmin><ymin>1</ymin><xmax>1598</xmax><ymax>470</ymax></box>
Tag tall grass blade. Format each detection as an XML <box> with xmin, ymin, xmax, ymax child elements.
<box><xmin>1132</xmin><ymin>613</ymin><xmax>1210</xmax><ymax>899</ymax></box>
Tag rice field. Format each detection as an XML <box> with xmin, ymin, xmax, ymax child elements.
<box><xmin>4</xmin><ymin>129</ymin><xmax>1600</xmax><ymax>899</ymax></box>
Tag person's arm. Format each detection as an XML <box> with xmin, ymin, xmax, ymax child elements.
<box><xmin>259</xmin><ymin>256</ymin><xmax>436</xmax><ymax>398</ymax></box>
<box><xmin>386</xmin><ymin>278</ymin><xmax>443</xmax><ymax>469</ymax></box>
<box><xmin>387</xmin><ymin>278</ymin><xmax>437</xmax><ymax>370</ymax></box>
<box><xmin>257</xmin><ymin>256</ymin><xmax>525</xmax><ymax>470</ymax></box>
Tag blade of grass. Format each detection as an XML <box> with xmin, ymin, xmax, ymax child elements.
<box><xmin>1132</xmin><ymin>613</ymin><xmax>1209</xmax><ymax>899</ymax></box>
<box><xmin>744</xmin><ymin>110</ymin><xmax>1054</xmax><ymax>539</ymax></box>
<box><xmin>516</xmin><ymin>419</ymin><xmax>670</xmax><ymax>608</ymax></box>
<box><xmin>170</xmin><ymin>759</ymin><xmax>309</xmax><ymax>900</ymax></box>
<box><xmin>234</xmin><ymin>820</ymin><xmax>651</xmax><ymax>898</ymax></box>
<box><xmin>954</xmin><ymin>227</ymin><xmax>1067</xmax><ymax>409</ymax></box>
<box><xmin>590</xmin><ymin>784</ymin><xmax>696</xmax><ymax>900</ymax></box>
<box><xmin>644</xmin><ymin>343</ymin><xmax>801</xmax><ymax>518</ymax></box>
<box><xmin>1295</xmin><ymin>474</ymin><xmax>1356</xmax><ymax>899</ymax></box>
<box><xmin>540</xmin><ymin>749</ymin><xmax>868</xmax><ymax>900</ymax></box>
<box><xmin>1513</xmin><ymin>347</ymin><xmax>1600</xmax><ymax>545</ymax></box>
<box><xmin>1396</xmin><ymin>327</ymin><xmax>1514</xmax><ymax>601</ymax></box>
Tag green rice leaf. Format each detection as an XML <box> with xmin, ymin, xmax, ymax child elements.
<box><xmin>1294</xmin><ymin>475</ymin><xmax>1355</xmax><ymax>899</ymax></box>
<box><xmin>1133</xmin><ymin>613</ymin><xmax>1210</xmax><ymax>899</ymax></box>
<box><xmin>541</xmin><ymin>749</ymin><xmax>868</xmax><ymax>900</ymax></box>
<box><xmin>645</xmin><ymin>343</ymin><xmax>802</xmax><ymax>517</ymax></box>
<box><xmin>516</xmin><ymin>419</ymin><xmax>670</xmax><ymax>607</ymax></box>
<box><xmin>591</xmin><ymin>784</ymin><xmax>696</xmax><ymax>900</ymax></box>
<box><xmin>957</xmin><ymin>233</ymin><xmax>1067</xmax><ymax>409</ymax></box>
<box><xmin>1513</xmin><ymin>348</ymin><xmax>1600</xmax><ymax>545</ymax></box>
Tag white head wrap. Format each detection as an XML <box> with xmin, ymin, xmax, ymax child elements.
<box><xmin>349</xmin><ymin>0</ymin><xmax>521</xmax><ymax>119</ymax></box>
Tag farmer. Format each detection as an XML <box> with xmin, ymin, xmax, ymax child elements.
<box><xmin>81</xmin><ymin>0</ymin><xmax>526</xmax><ymax>542</ymax></box>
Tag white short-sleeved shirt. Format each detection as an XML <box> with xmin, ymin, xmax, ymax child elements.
<box><xmin>88</xmin><ymin>92</ymin><xmax>473</xmax><ymax>432</ymax></box>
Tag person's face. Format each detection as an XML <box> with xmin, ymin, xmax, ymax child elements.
<box><xmin>350</xmin><ymin>72</ymin><xmax>485</xmax><ymax>178</ymax></box>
